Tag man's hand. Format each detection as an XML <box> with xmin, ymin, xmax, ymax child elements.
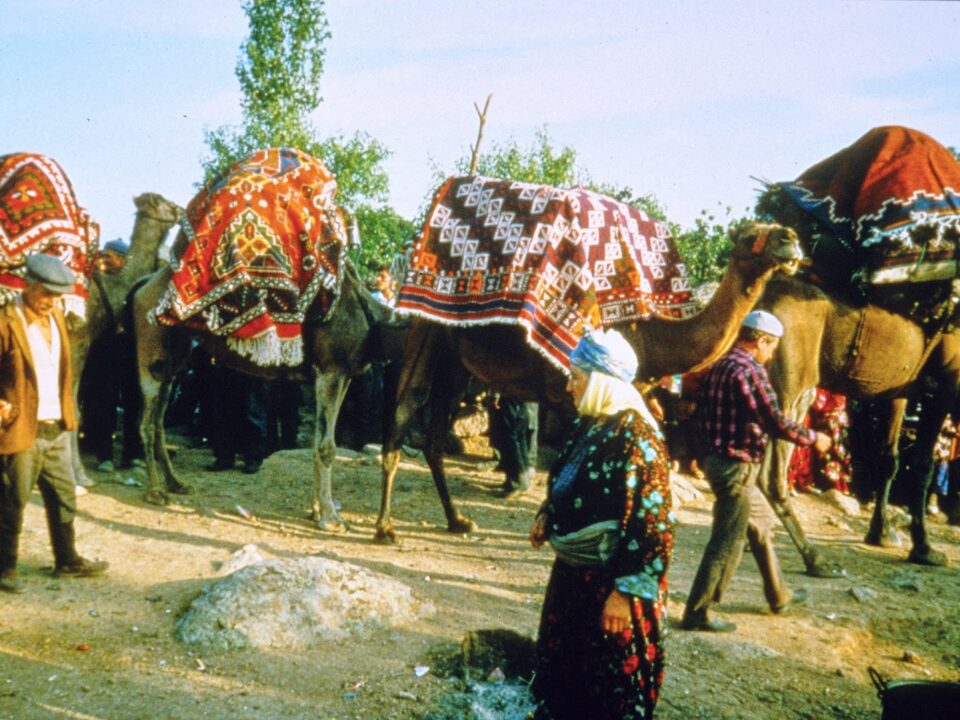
<box><xmin>814</xmin><ymin>431</ymin><xmax>832</xmax><ymax>454</ymax></box>
<box><xmin>529</xmin><ymin>512</ymin><xmax>547</xmax><ymax>548</ymax></box>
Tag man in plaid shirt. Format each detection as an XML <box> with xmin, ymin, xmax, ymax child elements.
<box><xmin>681</xmin><ymin>310</ymin><xmax>831</xmax><ymax>632</ymax></box>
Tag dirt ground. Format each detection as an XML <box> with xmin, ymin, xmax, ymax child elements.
<box><xmin>1</xmin><ymin>431</ymin><xmax>959</xmax><ymax>720</ymax></box>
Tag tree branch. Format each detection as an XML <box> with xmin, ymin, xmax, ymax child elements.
<box><xmin>468</xmin><ymin>94</ymin><xmax>493</xmax><ymax>175</ymax></box>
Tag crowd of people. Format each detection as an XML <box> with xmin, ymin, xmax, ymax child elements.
<box><xmin>2</xmin><ymin>252</ymin><xmax>956</xmax><ymax>718</ymax></box>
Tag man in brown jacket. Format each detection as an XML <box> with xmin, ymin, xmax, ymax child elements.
<box><xmin>0</xmin><ymin>254</ymin><xmax>108</xmax><ymax>593</ymax></box>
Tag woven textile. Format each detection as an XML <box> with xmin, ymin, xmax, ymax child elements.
<box><xmin>768</xmin><ymin>126</ymin><xmax>960</xmax><ymax>286</ymax></box>
<box><xmin>397</xmin><ymin>176</ymin><xmax>692</xmax><ymax>370</ymax></box>
<box><xmin>0</xmin><ymin>153</ymin><xmax>98</xmax><ymax>316</ymax></box>
<box><xmin>154</xmin><ymin>148</ymin><xmax>347</xmax><ymax>367</ymax></box>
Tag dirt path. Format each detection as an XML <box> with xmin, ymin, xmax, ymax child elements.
<box><xmin>1</xmin><ymin>438</ymin><xmax>958</xmax><ymax>719</ymax></box>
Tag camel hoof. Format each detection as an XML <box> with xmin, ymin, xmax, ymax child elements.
<box><xmin>317</xmin><ymin>517</ymin><xmax>348</xmax><ymax>534</ymax></box>
<box><xmin>374</xmin><ymin>525</ymin><xmax>399</xmax><ymax>545</ymax></box>
<box><xmin>447</xmin><ymin>515</ymin><xmax>478</xmax><ymax>534</ymax></box>
<box><xmin>907</xmin><ymin>546</ymin><xmax>948</xmax><ymax>567</ymax></box>
<box><xmin>805</xmin><ymin>560</ymin><xmax>846</xmax><ymax>579</ymax></box>
<box><xmin>144</xmin><ymin>489</ymin><xmax>169</xmax><ymax>506</ymax></box>
<box><xmin>865</xmin><ymin>528</ymin><xmax>902</xmax><ymax>548</ymax></box>
<box><xmin>167</xmin><ymin>481</ymin><xmax>192</xmax><ymax>495</ymax></box>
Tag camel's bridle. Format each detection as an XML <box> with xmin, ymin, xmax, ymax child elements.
<box><xmin>751</xmin><ymin>227</ymin><xmax>772</xmax><ymax>255</ymax></box>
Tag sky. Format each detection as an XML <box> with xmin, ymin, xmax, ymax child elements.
<box><xmin>3</xmin><ymin>0</ymin><xmax>960</xmax><ymax>247</ymax></box>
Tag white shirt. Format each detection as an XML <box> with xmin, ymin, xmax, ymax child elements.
<box><xmin>16</xmin><ymin>299</ymin><xmax>62</xmax><ymax>422</ymax></box>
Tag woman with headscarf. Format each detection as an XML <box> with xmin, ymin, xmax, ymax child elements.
<box><xmin>530</xmin><ymin>328</ymin><xmax>675</xmax><ymax>720</ymax></box>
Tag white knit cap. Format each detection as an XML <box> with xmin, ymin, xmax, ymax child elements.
<box><xmin>742</xmin><ymin>310</ymin><xmax>784</xmax><ymax>338</ymax></box>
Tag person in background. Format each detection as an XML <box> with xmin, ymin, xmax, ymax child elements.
<box><xmin>0</xmin><ymin>255</ymin><xmax>109</xmax><ymax>593</ymax></box>
<box><xmin>681</xmin><ymin>310</ymin><xmax>830</xmax><ymax>632</ymax></box>
<box><xmin>80</xmin><ymin>238</ymin><xmax>145</xmax><ymax>472</ymax></box>
<box><xmin>488</xmin><ymin>395</ymin><xmax>536</xmax><ymax>498</ymax></box>
<box><xmin>371</xmin><ymin>265</ymin><xmax>395</xmax><ymax>306</ymax></box>
<box><xmin>530</xmin><ymin>328</ymin><xmax>674</xmax><ymax>720</ymax></box>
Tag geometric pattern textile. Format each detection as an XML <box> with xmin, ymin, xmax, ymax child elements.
<box><xmin>769</xmin><ymin>126</ymin><xmax>960</xmax><ymax>286</ymax></box>
<box><xmin>154</xmin><ymin>148</ymin><xmax>347</xmax><ymax>367</ymax></box>
<box><xmin>0</xmin><ymin>152</ymin><xmax>98</xmax><ymax>316</ymax></box>
<box><xmin>397</xmin><ymin>176</ymin><xmax>693</xmax><ymax>371</ymax></box>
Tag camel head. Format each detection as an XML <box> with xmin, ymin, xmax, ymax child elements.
<box><xmin>133</xmin><ymin>192</ymin><xmax>183</xmax><ymax>226</ymax></box>
<box><xmin>729</xmin><ymin>222</ymin><xmax>804</xmax><ymax>278</ymax></box>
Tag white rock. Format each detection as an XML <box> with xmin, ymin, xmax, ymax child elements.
<box><xmin>176</xmin><ymin>557</ymin><xmax>434</xmax><ymax>650</ymax></box>
<box><xmin>821</xmin><ymin>489</ymin><xmax>861</xmax><ymax>517</ymax></box>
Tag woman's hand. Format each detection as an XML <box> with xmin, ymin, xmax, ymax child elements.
<box><xmin>601</xmin><ymin>589</ymin><xmax>632</xmax><ymax>636</ymax></box>
<box><xmin>529</xmin><ymin>512</ymin><xmax>547</xmax><ymax>548</ymax></box>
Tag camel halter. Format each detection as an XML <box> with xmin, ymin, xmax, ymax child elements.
<box><xmin>751</xmin><ymin>227</ymin><xmax>772</xmax><ymax>255</ymax></box>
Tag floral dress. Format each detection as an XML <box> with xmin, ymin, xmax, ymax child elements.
<box><xmin>533</xmin><ymin>409</ymin><xmax>675</xmax><ymax>720</ymax></box>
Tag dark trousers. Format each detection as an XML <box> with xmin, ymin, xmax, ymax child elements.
<box><xmin>490</xmin><ymin>398</ymin><xmax>532</xmax><ymax>479</ymax></box>
<box><xmin>684</xmin><ymin>454</ymin><xmax>790</xmax><ymax>619</ymax></box>
<box><xmin>0</xmin><ymin>429</ymin><xmax>80</xmax><ymax>571</ymax></box>
<box><xmin>207</xmin><ymin>364</ymin><xmax>269</xmax><ymax>465</ymax></box>
<box><xmin>267</xmin><ymin>378</ymin><xmax>302</xmax><ymax>451</ymax></box>
<box><xmin>79</xmin><ymin>329</ymin><xmax>144</xmax><ymax>464</ymax></box>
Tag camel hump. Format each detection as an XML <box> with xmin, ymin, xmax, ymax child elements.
<box><xmin>757</xmin><ymin>126</ymin><xmax>960</xmax><ymax>319</ymax></box>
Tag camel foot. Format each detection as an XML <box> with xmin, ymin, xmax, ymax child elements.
<box><xmin>805</xmin><ymin>558</ymin><xmax>847</xmax><ymax>579</ymax></box>
<box><xmin>907</xmin><ymin>545</ymin><xmax>948</xmax><ymax>567</ymax></box>
<box><xmin>166</xmin><ymin>480</ymin><xmax>192</xmax><ymax>495</ymax></box>
<box><xmin>144</xmin><ymin>489</ymin><xmax>169</xmax><ymax>506</ymax></box>
<box><xmin>316</xmin><ymin>516</ymin><xmax>349</xmax><ymax>534</ymax></box>
<box><xmin>864</xmin><ymin>527</ymin><xmax>902</xmax><ymax>549</ymax></box>
<box><xmin>447</xmin><ymin>514</ymin><xmax>478</xmax><ymax>534</ymax></box>
<box><xmin>374</xmin><ymin>525</ymin><xmax>399</xmax><ymax>545</ymax></box>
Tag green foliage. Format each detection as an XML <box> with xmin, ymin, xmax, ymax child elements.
<box><xmin>951</xmin><ymin>146</ymin><xmax>960</xmax><ymax>163</ymax></box>
<box><xmin>347</xmin><ymin>205</ymin><xmax>416</xmax><ymax>275</ymax></box>
<box><xmin>200</xmin><ymin>0</ymin><xmax>409</xmax><ymax>279</ymax></box>
<box><xmin>674</xmin><ymin>205</ymin><xmax>755</xmax><ymax>287</ymax></box>
<box><xmin>455</xmin><ymin>128</ymin><xmax>584</xmax><ymax>187</ymax></box>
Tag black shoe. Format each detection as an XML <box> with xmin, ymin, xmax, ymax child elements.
<box><xmin>206</xmin><ymin>458</ymin><xmax>235</xmax><ymax>472</ymax></box>
<box><xmin>680</xmin><ymin>615</ymin><xmax>737</xmax><ymax>632</ymax></box>
<box><xmin>773</xmin><ymin>587</ymin><xmax>808</xmax><ymax>614</ymax></box>
<box><xmin>241</xmin><ymin>459</ymin><xmax>262</xmax><ymax>475</ymax></box>
<box><xmin>55</xmin><ymin>557</ymin><xmax>109</xmax><ymax>578</ymax></box>
<box><xmin>0</xmin><ymin>570</ymin><xmax>24</xmax><ymax>594</ymax></box>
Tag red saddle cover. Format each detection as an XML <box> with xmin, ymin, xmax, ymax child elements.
<box><xmin>155</xmin><ymin>148</ymin><xmax>347</xmax><ymax>367</ymax></box>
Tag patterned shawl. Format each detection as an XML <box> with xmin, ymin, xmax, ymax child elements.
<box><xmin>154</xmin><ymin>148</ymin><xmax>347</xmax><ymax>367</ymax></box>
<box><xmin>0</xmin><ymin>153</ymin><xmax>98</xmax><ymax>317</ymax></box>
<box><xmin>397</xmin><ymin>176</ymin><xmax>693</xmax><ymax>370</ymax></box>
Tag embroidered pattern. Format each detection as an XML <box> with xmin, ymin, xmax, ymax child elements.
<box><xmin>397</xmin><ymin>176</ymin><xmax>693</xmax><ymax>371</ymax></box>
<box><xmin>154</xmin><ymin>148</ymin><xmax>347</xmax><ymax>366</ymax></box>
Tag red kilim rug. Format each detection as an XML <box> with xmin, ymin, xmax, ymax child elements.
<box><xmin>397</xmin><ymin>176</ymin><xmax>693</xmax><ymax>370</ymax></box>
<box><xmin>771</xmin><ymin>126</ymin><xmax>960</xmax><ymax>285</ymax></box>
<box><xmin>154</xmin><ymin>148</ymin><xmax>347</xmax><ymax>367</ymax></box>
<box><xmin>0</xmin><ymin>153</ymin><xmax>98</xmax><ymax>315</ymax></box>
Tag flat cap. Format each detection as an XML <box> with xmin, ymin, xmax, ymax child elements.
<box><xmin>25</xmin><ymin>254</ymin><xmax>76</xmax><ymax>295</ymax></box>
<box><xmin>742</xmin><ymin>309</ymin><xmax>784</xmax><ymax>338</ymax></box>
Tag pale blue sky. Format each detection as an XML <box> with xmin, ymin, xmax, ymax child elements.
<box><xmin>3</xmin><ymin>0</ymin><xmax>959</xmax><ymax>247</ymax></box>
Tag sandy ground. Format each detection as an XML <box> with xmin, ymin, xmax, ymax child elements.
<box><xmin>1</xmin><ymin>433</ymin><xmax>958</xmax><ymax>720</ymax></box>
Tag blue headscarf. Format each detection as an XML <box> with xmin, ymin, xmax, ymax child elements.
<box><xmin>569</xmin><ymin>328</ymin><xmax>638</xmax><ymax>384</ymax></box>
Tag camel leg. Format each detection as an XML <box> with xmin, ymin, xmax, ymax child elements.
<box><xmin>139</xmin><ymin>367</ymin><xmax>169</xmax><ymax>505</ymax></box>
<box><xmin>760</xmin><ymin>387</ymin><xmax>845</xmax><ymax>577</ymax></box>
<box><xmin>902</xmin><ymin>378</ymin><xmax>951</xmax><ymax>567</ymax></box>
<box><xmin>865</xmin><ymin>399</ymin><xmax>905</xmax><ymax>548</ymax></box>
<box><xmin>376</xmin><ymin>322</ymin><xmax>475</xmax><ymax>543</ymax></box>
<box><xmin>311</xmin><ymin>369</ymin><xmax>350</xmax><ymax>532</ymax></box>
<box><xmin>420</xmin><ymin>362</ymin><xmax>477</xmax><ymax>536</ymax></box>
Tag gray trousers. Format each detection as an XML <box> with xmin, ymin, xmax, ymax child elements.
<box><xmin>0</xmin><ymin>428</ymin><xmax>79</xmax><ymax>571</ymax></box>
<box><xmin>684</xmin><ymin>453</ymin><xmax>790</xmax><ymax>619</ymax></box>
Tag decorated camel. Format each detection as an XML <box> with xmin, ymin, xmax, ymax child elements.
<box><xmin>0</xmin><ymin>154</ymin><xmax>181</xmax><ymax>483</ymax></box>
<box><xmin>374</xmin><ymin>176</ymin><xmax>804</xmax><ymax>543</ymax></box>
<box><xmin>756</xmin><ymin>126</ymin><xmax>960</xmax><ymax>568</ymax></box>
<box><xmin>131</xmin><ymin>148</ymin><xmax>400</xmax><ymax>530</ymax></box>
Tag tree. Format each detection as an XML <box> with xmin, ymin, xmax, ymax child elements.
<box><xmin>202</xmin><ymin>0</ymin><xmax>409</xmax><ymax>276</ymax></box>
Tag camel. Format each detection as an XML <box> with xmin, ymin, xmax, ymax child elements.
<box><xmin>130</xmin><ymin>255</ymin><xmax>400</xmax><ymax>530</ymax></box>
<box><xmin>374</xmin><ymin>222</ymin><xmax>804</xmax><ymax>543</ymax></box>
<box><xmin>67</xmin><ymin>193</ymin><xmax>182</xmax><ymax>485</ymax></box>
<box><xmin>758</xmin><ymin>274</ymin><xmax>955</xmax><ymax>567</ymax></box>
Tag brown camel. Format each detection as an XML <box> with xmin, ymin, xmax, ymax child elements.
<box><xmin>375</xmin><ymin>222</ymin><xmax>804</xmax><ymax>543</ymax></box>
<box><xmin>67</xmin><ymin>193</ymin><xmax>183</xmax><ymax>486</ymax></box>
<box><xmin>131</xmin><ymin>256</ymin><xmax>400</xmax><ymax>530</ymax></box>
<box><xmin>758</xmin><ymin>274</ymin><xmax>954</xmax><ymax>567</ymax></box>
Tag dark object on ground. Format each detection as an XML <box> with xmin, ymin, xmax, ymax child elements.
<box><xmin>869</xmin><ymin>666</ymin><xmax>960</xmax><ymax>720</ymax></box>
